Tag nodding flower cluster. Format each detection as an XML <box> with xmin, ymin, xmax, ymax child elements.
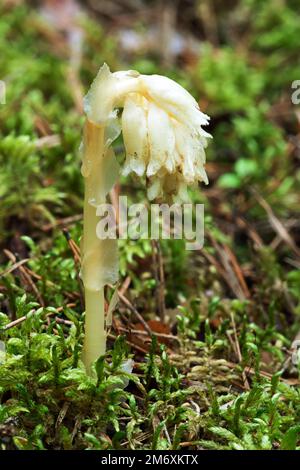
<box><xmin>84</xmin><ymin>63</ymin><xmax>211</xmax><ymax>202</ymax></box>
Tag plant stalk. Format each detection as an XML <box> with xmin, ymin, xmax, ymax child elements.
<box><xmin>82</xmin><ymin>121</ymin><xmax>106</xmax><ymax>373</ymax></box>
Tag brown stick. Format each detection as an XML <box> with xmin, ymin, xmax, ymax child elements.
<box><xmin>3</xmin><ymin>250</ymin><xmax>45</xmax><ymax>306</ymax></box>
<box><xmin>117</xmin><ymin>290</ymin><xmax>153</xmax><ymax>337</ymax></box>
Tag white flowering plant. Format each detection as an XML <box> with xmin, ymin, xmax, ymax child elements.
<box><xmin>81</xmin><ymin>64</ymin><xmax>211</xmax><ymax>372</ymax></box>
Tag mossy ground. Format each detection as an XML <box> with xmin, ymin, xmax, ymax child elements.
<box><xmin>0</xmin><ymin>0</ymin><xmax>300</xmax><ymax>450</ymax></box>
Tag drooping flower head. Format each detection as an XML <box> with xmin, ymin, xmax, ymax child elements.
<box><xmin>84</xmin><ymin>63</ymin><xmax>211</xmax><ymax>201</ymax></box>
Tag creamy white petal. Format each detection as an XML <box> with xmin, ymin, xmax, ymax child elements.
<box><xmin>141</xmin><ymin>74</ymin><xmax>210</xmax><ymax>131</ymax></box>
<box><xmin>146</xmin><ymin>102</ymin><xmax>175</xmax><ymax>177</ymax></box>
<box><xmin>195</xmin><ymin>166</ymin><xmax>209</xmax><ymax>185</ymax></box>
<box><xmin>113</xmin><ymin>70</ymin><xmax>141</xmax><ymax>107</ymax></box>
<box><xmin>122</xmin><ymin>95</ymin><xmax>148</xmax><ymax>177</ymax></box>
<box><xmin>172</xmin><ymin>119</ymin><xmax>208</xmax><ymax>185</ymax></box>
<box><xmin>141</xmin><ymin>74</ymin><xmax>197</xmax><ymax>110</ymax></box>
<box><xmin>147</xmin><ymin>178</ymin><xmax>162</xmax><ymax>200</ymax></box>
<box><xmin>173</xmin><ymin>121</ymin><xmax>196</xmax><ymax>181</ymax></box>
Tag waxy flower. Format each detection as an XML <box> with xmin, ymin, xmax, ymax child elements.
<box><xmin>84</xmin><ymin>63</ymin><xmax>211</xmax><ymax>201</ymax></box>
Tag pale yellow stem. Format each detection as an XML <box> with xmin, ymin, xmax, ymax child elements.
<box><xmin>82</xmin><ymin>121</ymin><xmax>106</xmax><ymax>373</ymax></box>
<box><xmin>82</xmin><ymin>285</ymin><xmax>105</xmax><ymax>372</ymax></box>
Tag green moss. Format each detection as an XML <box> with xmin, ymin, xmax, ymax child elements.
<box><xmin>0</xmin><ymin>0</ymin><xmax>300</xmax><ymax>450</ymax></box>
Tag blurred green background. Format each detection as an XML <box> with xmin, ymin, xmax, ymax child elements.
<box><xmin>0</xmin><ymin>0</ymin><xmax>300</xmax><ymax>451</ymax></box>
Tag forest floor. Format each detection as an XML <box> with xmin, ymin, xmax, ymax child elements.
<box><xmin>0</xmin><ymin>0</ymin><xmax>300</xmax><ymax>450</ymax></box>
